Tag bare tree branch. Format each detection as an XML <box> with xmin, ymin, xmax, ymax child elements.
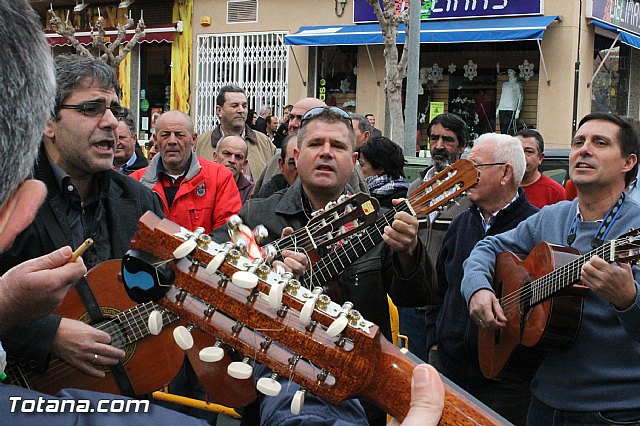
<box><xmin>47</xmin><ymin>8</ymin><xmax>145</xmax><ymax>69</ymax></box>
<box><xmin>48</xmin><ymin>10</ymin><xmax>92</xmax><ymax>58</ymax></box>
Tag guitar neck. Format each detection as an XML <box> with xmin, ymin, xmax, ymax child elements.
<box><xmin>301</xmin><ymin>201</ymin><xmax>412</xmax><ymax>287</ymax></box>
<box><xmin>361</xmin><ymin>338</ymin><xmax>504</xmax><ymax>425</ymax></box>
<box><xmin>530</xmin><ymin>243</ymin><xmax>611</xmax><ymax>305</ymax></box>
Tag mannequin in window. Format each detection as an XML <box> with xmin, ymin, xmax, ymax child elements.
<box><xmin>496</xmin><ymin>69</ymin><xmax>523</xmax><ymax>135</ymax></box>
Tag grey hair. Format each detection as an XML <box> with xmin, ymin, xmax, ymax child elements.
<box><xmin>0</xmin><ymin>0</ymin><xmax>56</xmax><ymax>210</ymax></box>
<box><xmin>474</xmin><ymin>133</ymin><xmax>526</xmax><ymax>187</ymax></box>
<box><xmin>53</xmin><ymin>54</ymin><xmax>120</xmax><ymax>118</ymax></box>
<box><xmin>349</xmin><ymin>113</ymin><xmax>372</xmax><ymax>134</ymax></box>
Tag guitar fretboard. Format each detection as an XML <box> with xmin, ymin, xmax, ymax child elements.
<box><xmin>301</xmin><ymin>201</ymin><xmax>413</xmax><ymax>288</ymax></box>
<box><xmin>527</xmin><ymin>243</ymin><xmax>612</xmax><ymax>306</ymax></box>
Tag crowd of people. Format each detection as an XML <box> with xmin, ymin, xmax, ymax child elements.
<box><xmin>2</xmin><ymin>0</ymin><xmax>640</xmax><ymax>425</ymax></box>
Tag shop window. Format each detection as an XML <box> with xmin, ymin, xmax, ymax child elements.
<box><xmin>317</xmin><ymin>46</ymin><xmax>358</xmax><ymax>112</ymax></box>
<box><xmin>592</xmin><ymin>35</ymin><xmax>630</xmax><ymax>115</ymax></box>
<box><xmin>448</xmin><ymin>72</ymin><xmax>497</xmax><ymax>140</ymax></box>
<box><xmin>139</xmin><ymin>42</ymin><xmax>172</xmax><ymax>140</ymax></box>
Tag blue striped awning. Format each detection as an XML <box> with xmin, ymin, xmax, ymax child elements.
<box><xmin>285</xmin><ymin>15</ymin><xmax>559</xmax><ymax>46</ymax></box>
<box><xmin>591</xmin><ymin>19</ymin><xmax>640</xmax><ymax>50</ymax></box>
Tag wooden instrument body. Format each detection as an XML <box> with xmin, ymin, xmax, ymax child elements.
<box><xmin>8</xmin><ymin>260</ymin><xmax>183</xmax><ymax>396</ymax></box>
<box><xmin>479</xmin><ymin>243</ymin><xmax>588</xmax><ymax>379</ymax></box>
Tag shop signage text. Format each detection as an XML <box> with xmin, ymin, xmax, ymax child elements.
<box><xmin>589</xmin><ymin>0</ymin><xmax>640</xmax><ymax>36</ymax></box>
<box><xmin>353</xmin><ymin>0</ymin><xmax>543</xmax><ymax>23</ymax></box>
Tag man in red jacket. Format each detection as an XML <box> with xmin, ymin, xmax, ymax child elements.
<box><xmin>131</xmin><ymin>110</ymin><xmax>241</xmax><ymax>233</ymax></box>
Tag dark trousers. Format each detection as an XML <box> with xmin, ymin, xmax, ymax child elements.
<box><xmin>498</xmin><ymin>110</ymin><xmax>517</xmax><ymax>135</ymax></box>
<box><xmin>527</xmin><ymin>397</ymin><xmax>640</xmax><ymax>426</ymax></box>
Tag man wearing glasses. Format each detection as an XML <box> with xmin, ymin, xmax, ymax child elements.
<box><xmin>213</xmin><ymin>106</ymin><xmax>431</xmax><ymax>425</ymax></box>
<box><xmin>430</xmin><ymin>133</ymin><xmax>538</xmax><ymax>425</ymax></box>
<box><xmin>212</xmin><ymin>135</ymin><xmax>255</xmax><ymax>204</ymax></box>
<box><xmin>0</xmin><ymin>54</ymin><xmax>163</xmax><ymax>379</ymax></box>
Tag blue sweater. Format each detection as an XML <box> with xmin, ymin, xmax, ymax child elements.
<box><xmin>462</xmin><ymin>198</ymin><xmax>640</xmax><ymax>411</ymax></box>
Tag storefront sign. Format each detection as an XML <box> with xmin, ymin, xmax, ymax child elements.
<box><xmin>318</xmin><ymin>78</ymin><xmax>327</xmax><ymax>102</ymax></box>
<box><xmin>354</xmin><ymin>0</ymin><xmax>543</xmax><ymax>23</ymax></box>
<box><xmin>588</xmin><ymin>0</ymin><xmax>640</xmax><ymax>36</ymax></box>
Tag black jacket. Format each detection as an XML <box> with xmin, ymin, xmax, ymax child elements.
<box><xmin>0</xmin><ymin>148</ymin><xmax>163</xmax><ymax>370</ymax></box>
<box><xmin>212</xmin><ymin>179</ymin><xmax>432</xmax><ymax>340</ymax></box>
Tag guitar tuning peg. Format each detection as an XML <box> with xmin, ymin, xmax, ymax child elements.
<box><xmin>147</xmin><ymin>309</ymin><xmax>165</xmax><ymax>335</ymax></box>
<box><xmin>253</xmin><ymin>225</ymin><xmax>268</xmax><ymax>244</ymax></box>
<box><xmin>173</xmin><ymin>239</ymin><xmax>196</xmax><ymax>259</ymax></box>
<box><xmin>199</xmin><ymin>340</ymin><xmax>225</xmax><ymax>363</ymax></box>
<box><xmin>327</xmin><ymin>301</ymin><xmax>354</xmax><ymax>337</ymax></box>
<box><xmin>273</xmin><ymin>263</ymin><xmax>286</xmax><ymax>276</ymax></box>
<box><xmin>206</xmin><ymin>242</ymin><xmax>234</xmax><ymax>275</ymax></box>
<box><xmin>262</xmin><ymin>244</ymin><xmax>277</xmax><ymax>263</ymax></box>
<box><xmin>173</xmin><ymin>325</ymin><xmax>194</xmax><ymax>350</ymax></box>
<box><xmin>291</xmin><ymin>389</ymin><xmax>307</xmax><ymax>415</ymax></box>
<box><xmin>232</xmin><ymin>270</ymin><xmax>259</xmax><ymax>289</ymax></box>
<box><xmin>227</xmin><ymin>356</ymin><xmax>253</xmax><ymax>380</ymax></box>
<box><xmin>227</xmin><ymin>214</ymin><xmax>243</xmax><ymax>231</ymax></box>
<box><xmin>327</xmin><ymin>315</ymin><xmax>349</xmax><ymax>337</ymax></box>
<box><xmin>257</xmin><ymin>373</ymin><xmax>282</xmax><ymax>396</ymax></box>
<box><xmin>268</xmin><ymin>282</ymin><xmax>284</xmax><ymax>309</ymax></box>
<box><xmin>299</xmin><ymin>287</ymin><xmax>324</xmax><ymax>326</ymax></box>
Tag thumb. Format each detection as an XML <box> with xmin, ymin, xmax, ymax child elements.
<box><xmin>40</xmin><ymin>246</ymin><xmax>76</xmax><ymax>268</ymax></box>
<box><xmin>398</xmin><ymin>364</ymin><xmax>445</xmax><ymax>426</ymax></box>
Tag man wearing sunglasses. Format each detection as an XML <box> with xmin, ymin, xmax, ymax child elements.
<box><xmin>0</xmin><ymin>54</ymin><xmax>163</xmax><ymax>382</ymax></box>
<box><xmin>213</xmin><ymin>106</ymin><xmax>431</xmax><ymax>425</ymax></box>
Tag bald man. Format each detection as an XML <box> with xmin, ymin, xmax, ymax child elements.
<box><xmin>130</xmin><ymin>110</ymin><xmax>241</xmax><ymax>233</ymax></box>
<box><xmin>213</xmin><ymin>135</ymin><xmax>255</xmax><ymax>204</ymax></box>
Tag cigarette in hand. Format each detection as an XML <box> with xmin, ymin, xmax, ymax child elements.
<box><xmin>70</xmin><ymin>238</ymin><xmax>93</xmax><ymax>263</ymax></box>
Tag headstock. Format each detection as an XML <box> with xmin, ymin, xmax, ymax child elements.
<box><xmin>123</xmin><ymin>212</ymin><xmax>412</xmax><ymax>419</ymax></box>
<box><xmin>612</xmin><ymin>228</ymin><xmax>640</xmax><ymax>264</ymax></box>
<box><xmin>408</xmin><ymin>159</ymin><xmax>478</xmax><ymax>216</ymax></box>
<box><xmin>226</xmin><ymin>193</ymin><xmax>379</xmax><ymax>262</ymax></box>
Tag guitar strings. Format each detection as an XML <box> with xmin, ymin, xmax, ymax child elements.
<box><xmin>13</xmin><ymin>302</ymin><xmax>169</xmax><ymax>385</ymax></box>
<box><xmin>496</xmin><ymin>238</ymin><xmax>640</xmax><ymax>320</ymax></box>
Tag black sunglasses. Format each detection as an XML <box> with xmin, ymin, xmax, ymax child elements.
<box><xmin>59</xmin><ymin>101</ymin><xmax>127</xmax><ymax>119</ymax></box>
<box><xmin>301</xmin><ymin>106</ymin><xmax>352</xmax><ymax>125</ymax></box>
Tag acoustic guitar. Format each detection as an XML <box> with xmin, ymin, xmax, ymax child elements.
<box><xmin>122</xmin><ymin>211</ymin><xmax>505</xmax><ymax>424</ymax></box>
<box><xmin>478</xmin><ymin>230</ymin><xmax>640</xmax><ymax>380</ymax></box>
<box><xmin>7</xmin><ymin>259</ymin><xmax>184</xmax><ymax>396</ymax></box>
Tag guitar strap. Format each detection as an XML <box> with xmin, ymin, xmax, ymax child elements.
<box><xmin>36</xmin><ymin>201</ymin><xmax>136</xmax><ymax>397</ymax></box>
<box><xmin>75</xmin><ymin>277</ymin><xmax>136</xmax><ymax>397</ymax></box>
<box><xmin>567</xmin><ymin>192</ymin><xmax>625</xmax><ymax>248</ymax></box>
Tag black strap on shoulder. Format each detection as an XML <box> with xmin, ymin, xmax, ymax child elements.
<box><xmin>35</xmin><ymin>193</ymin><xmax>137</xmax><ymax>397</ymax></box>
<box><xmin>76</xmin><ymin>276</ymin><xmax>136</xmax><ymax>397</ymax></box>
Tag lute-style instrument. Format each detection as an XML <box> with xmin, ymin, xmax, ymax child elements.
<box><xmin>7</xmin><ymin>259</ymin><xmax>183</xmax><ymax>395</ymax></box>
<box><xmin>122</xmin><ymin>212</ymin><xmax>504</xmax><ymax>424</ymax></box>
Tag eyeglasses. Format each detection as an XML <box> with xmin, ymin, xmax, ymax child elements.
<box><xmin>474</xmin><ymin>162</ymin><xmax>506</xmax><ymax>168</ymax></box>
<box><xmin>59</xmin><ymin>101</ymin><xmax>127</xmax><ymax>119</ymax></box>
<box><xmin>301</xmin><ymin>106</ymin><xmax>352</xmax><ymax>126</ymax></box>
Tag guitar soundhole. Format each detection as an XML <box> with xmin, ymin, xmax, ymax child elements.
<box><xmin>78</xmin><ymin>307</ymin><xmax>137</xmax><ymax>371</ymax></box>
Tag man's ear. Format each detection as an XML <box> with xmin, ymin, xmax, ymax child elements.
<box><xmin>43</xmin><ymin>118</ymin><xmax>56</xmax><ymax>140</ymax></box>
<box><xmin>0</xmin><ymin>180</ymin><xmax>46</xmax><ymax>253</ymax></box>
<box><xmin>502</xmin><ymin>163</ymin><xmax>514</xmax><ymax>186</ymax></box>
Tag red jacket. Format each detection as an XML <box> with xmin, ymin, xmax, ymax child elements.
<box><xmin>131</xmin><ymin>154</ymin><xmax>241</xmax><ymax>233</ymax></box>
